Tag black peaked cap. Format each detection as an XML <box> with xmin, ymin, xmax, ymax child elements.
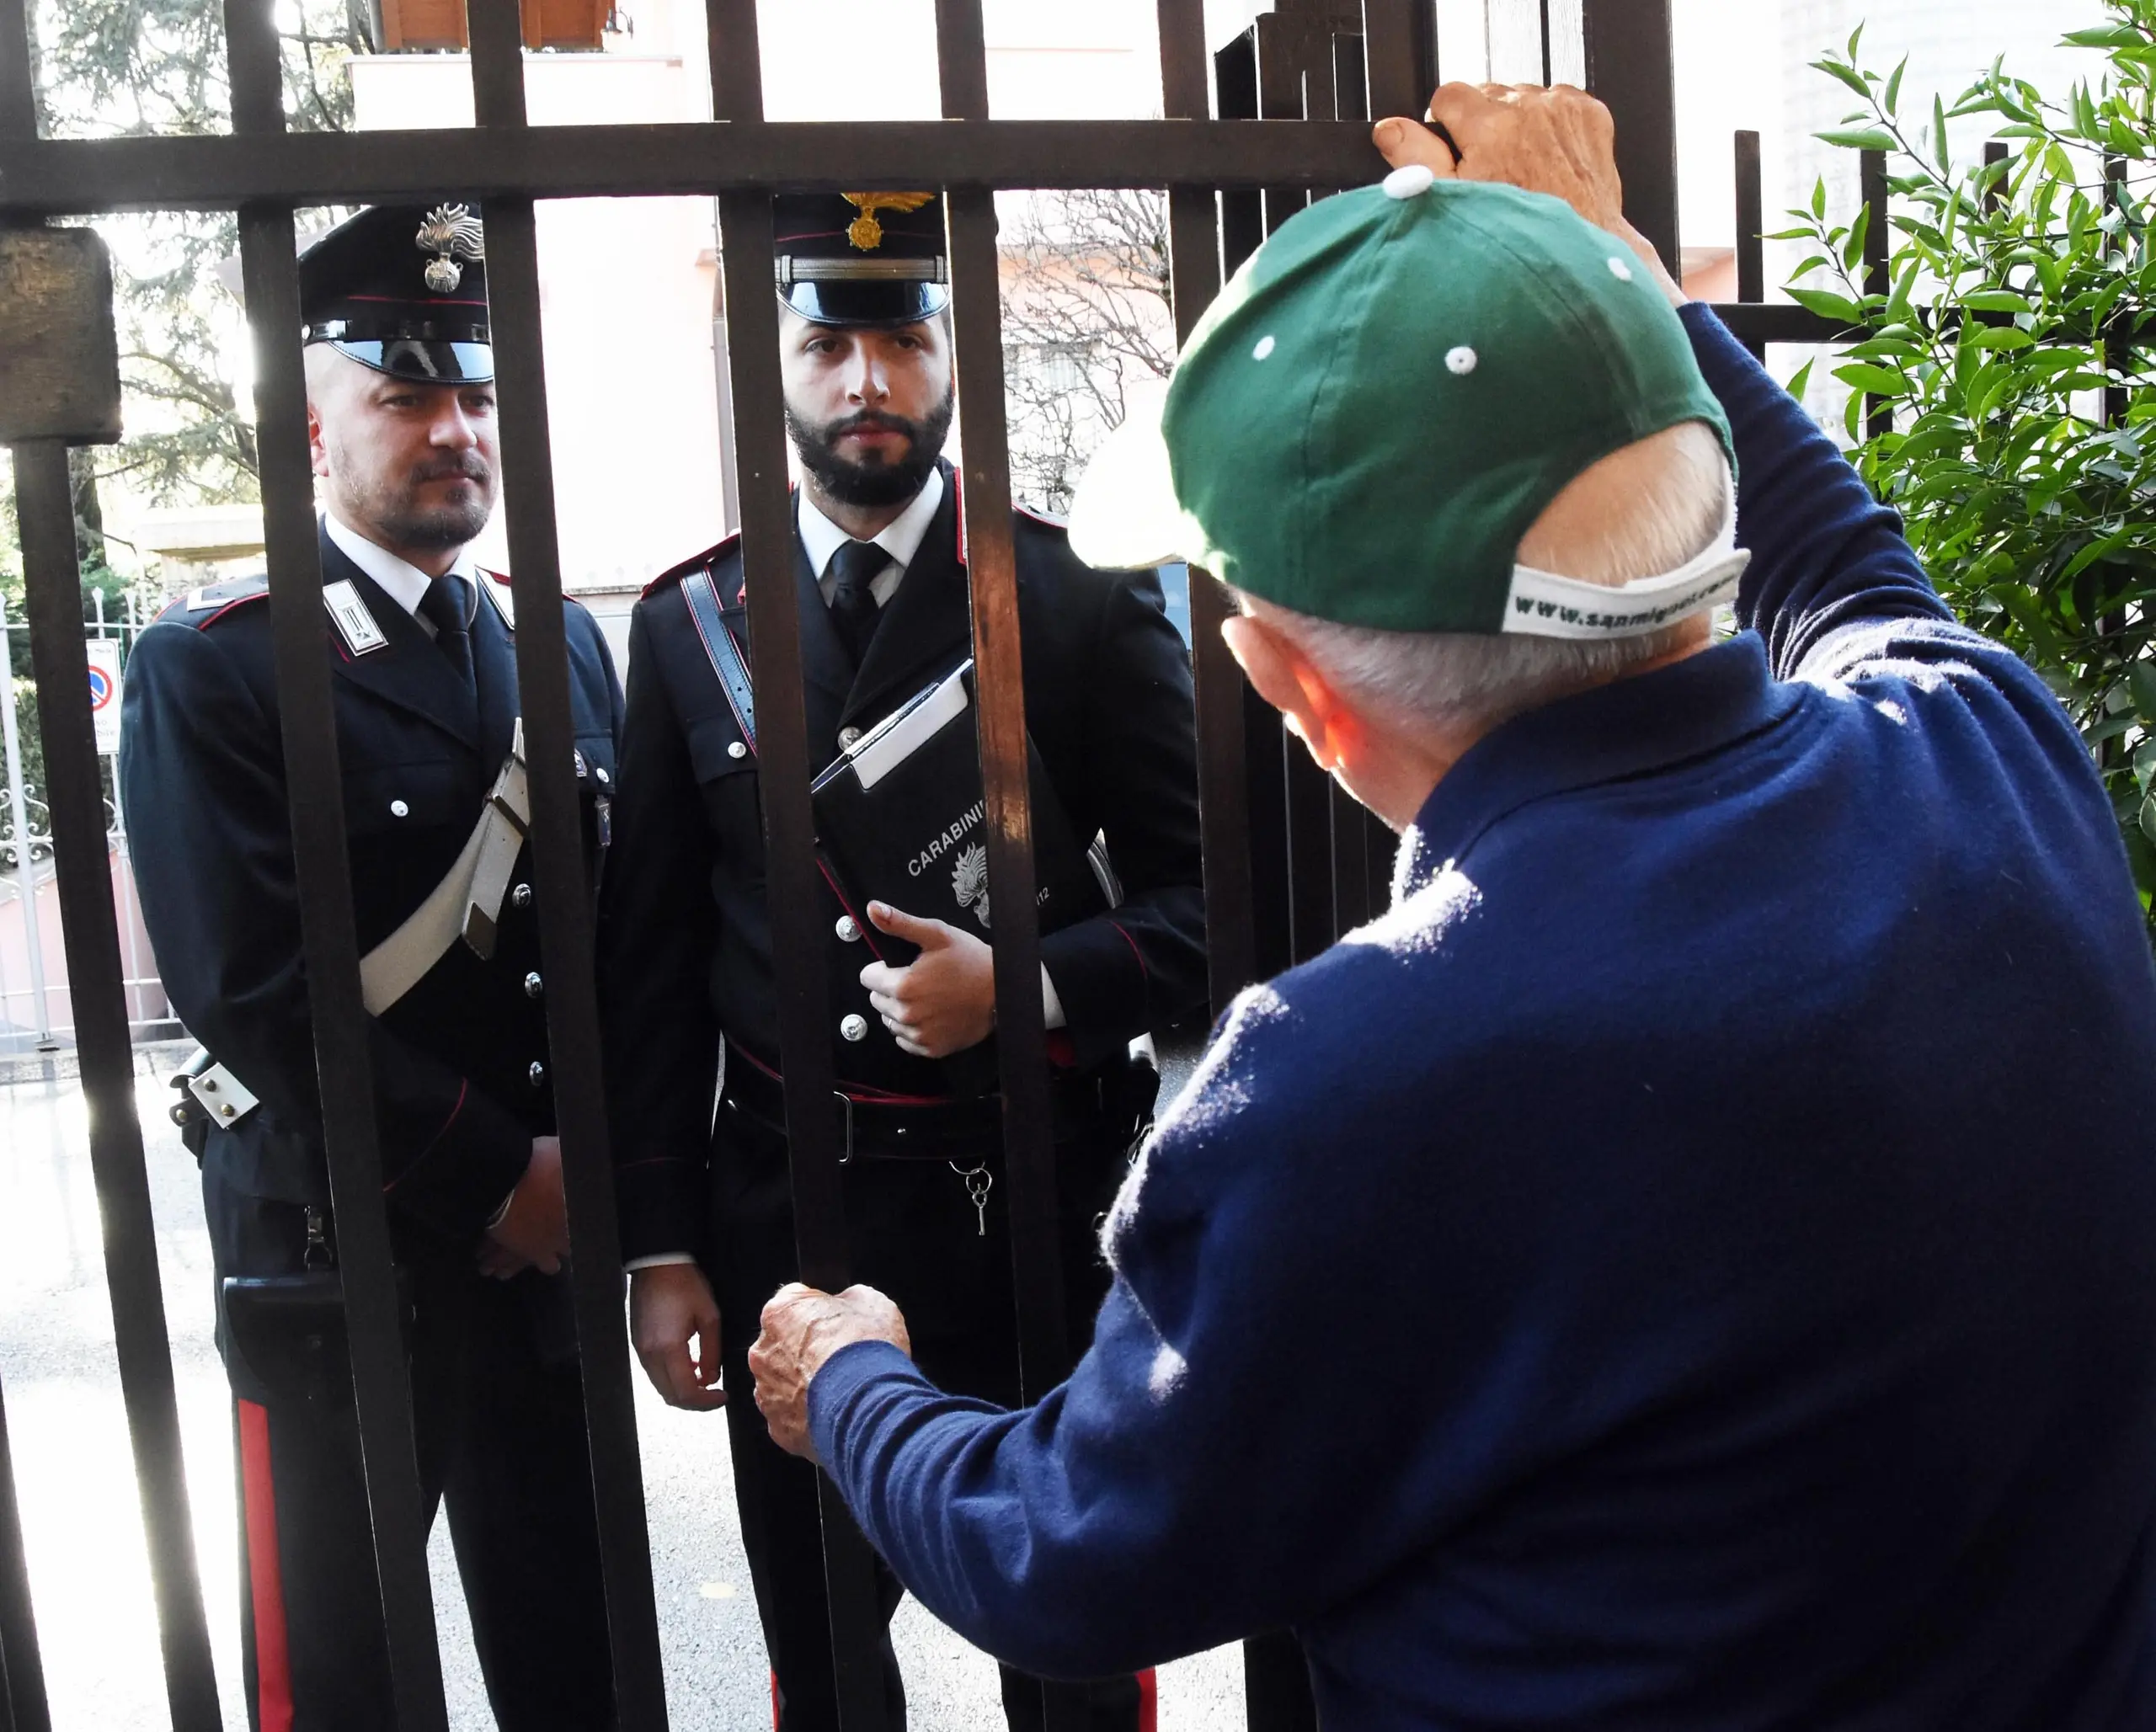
<box><xmin>299</xmin><ymin>202</ymin><xmax>494</xmax><ymax>385</ymax></box>
<box><xmin>771</xmin><ymin>190</ymin><xmax>951</xmax><ymax>328</ymax></box>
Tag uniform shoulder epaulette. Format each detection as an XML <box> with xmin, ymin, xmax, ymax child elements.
<box><xmin>477</xmin><ymin>567</ymin><xmax>516</xmax><ymax>631</ymax></box>
<box><xmin>643</xmin><ymin>530</ymin><xmax>743</xmax><ymax>600</ymax></box>
<box><xmin>1014</xmin><ymin>502</ymin><xmax>1070</xmax><ymax>533</ymax></box>
<box><xmin>158</xmin><ymin>576</ymin><xmax>270</xmax><ymax>628</ymax></box>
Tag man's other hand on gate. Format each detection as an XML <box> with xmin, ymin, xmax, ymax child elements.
<box><xmin>861</xmin><ymin>901</ymin><xmax>996</xmax><ymax>1058</ymax></box>
<box><xmin>630</xmin><ymin>1262</ymin><xmax>728</xmax><ymax>1410</ymax></box>
<box><xmin>480</xmin><ymin>1135</ymin><xmax>571</xmax><ymax>1277</ymax></box>
<box><xmin>750</xmin><ymin>1282</ymin><xmax>912</xmax><ymax>1461</ymax></box>
<box><xmin>1372</xmin><ymin>83</ymin><xmax>1687</xmax><ymax>308</ymax></box>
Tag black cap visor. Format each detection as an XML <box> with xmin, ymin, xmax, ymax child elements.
<box><xmin>326</xmin><ymin>337</ymin><xmax>495</xmax><ymax>385</ymax></box>
<box><xmin>779</xmin><ymin>280</ymin><xmax>952</xmax><ymax>328</ymax></box>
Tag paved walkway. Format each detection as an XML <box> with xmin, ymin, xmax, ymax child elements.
<box><xmin>0</xmin><ymin>1048</ymin><xmax>1245</xmax><ymax>1730</ymax></box>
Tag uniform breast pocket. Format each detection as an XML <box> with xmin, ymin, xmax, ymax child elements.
<box><xmin>687</xmin><ymin>717</ymin><xmax>766</xmax><ymax>879</ymax></box>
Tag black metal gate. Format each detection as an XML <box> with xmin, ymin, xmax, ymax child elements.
<box><xmin>0</xmin><ymin>2</ymin><xmax>1822</xmax><ymax>1727</ymax></box>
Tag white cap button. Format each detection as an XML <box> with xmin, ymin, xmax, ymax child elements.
<box><xmin>728</xmin><ymin>740</ymin><xmax>748</xmax><ymax>760</ymax></box>
<box><xmin>1445</xmin><ymin>346</ymin><xmax>1478</xmax><ymax>376</ymax></box>
<box><xmin>1382</xmin><ymin>163</ymin><xmax>1436</xmax><ymax>200</ymax></box>
<box><xmin>1607</xmin><ymin>255</ymin><xmax>1636</xmax><ymax>282</ymax></box>
<box><xmin>1251</xmin><ymin>334</ymin><xmax>1277</xmax><ymax>360</ymax></box>
<box><xmin>389</xmin><ymin>799</ymin><xmax>409</xmax><ymax>818</ymax></box>
<box><xmin>840</xmin><ymin>1013</ymin><xmax>868</xmax><ymax>1042</ymax></box>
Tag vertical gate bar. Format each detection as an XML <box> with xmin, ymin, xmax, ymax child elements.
<box><xmin>934</xmin><ymin>0</ymin><xmax>1070</xmax><ymax>1400</ymax></box>
<box><xmin>1580</xmin><ymin>0</ymin><xmax>1679</xmax><ymax>274</ymax></box>
<box><xmin>223</xmin><ymin>0</ymin><xmax>446</xmax><ymax>1713</ymax></box>
<box><xmin>234</xmin><ymin>194</ymin><xmax>451</xmax><ymax>1732</ymax></box>
<box><xmin>462</xmin><ymin>47</ymin><xmax>671</xmax><ymax>1719</ymax></box>
<box><xmin>0</xmin><ymin>0</ymin><xmax>34</xmax><ymax>139</ymax></box>
<box><xmin>0</xmin><ymin>1372</ymin><xmax>49</xmax><ymax>1732</ymax></box>
<box><xmin>465</xmin><ymin>0</ymin><xmax>526</xmax><ymax>126</ymax></box>
<box><xmin>1255</xmin><ymin>16</ymin><xmax>1309</xmax><ymax>235</ymax></box>
<box><xmin>706</xmin><ymin>5</ymin><xmax>892</xmax><ymax>1725</ymax></box>
<box><xmin>1734</xmin><ymin>130</ymin><xmax>1765</xmax><ymax>363</ymax></box>
<box><xmin>1283</xmin><ymin>743</ymin><xmax>1334</xmax><ymax>964</ymax></box>
<box><xmin>1361</xmin><ymin>0</ymin><xmax>1435</xmax><ymax>126</ymax></box>
<box><xmin>1860</xmin><ymin>147</ymin><xmax>1889</xmax><ymax>442</ymax></box>
<box><xmin>1329</xmin><ymin>782</ymin><xmax>1369</xmax><ymax>932</ymax></box>
<box><xmin>1160</xmin><ymin>0</ymin><xmax>1259</xmax><ymax>1014</ymax></box>
<box><xmin>13</xmin><ymin>440</ymin><xmax>221</xmax><ymax>1730</ymax></box>
<box><xmin>2105</xmin><ymin>155</ymin><xmax>2127</xmax><ymax>431</ymax></box>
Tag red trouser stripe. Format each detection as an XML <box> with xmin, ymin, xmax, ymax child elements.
<box><xmin>1137</xmin><ymin>1666</ymin><xmax>1157</xmax><ymax>1732</ymax></box>
<box><xmin>237</xmin><ymin>1399</ymin><xmax>296</xmax><ymax>1732</ymax></box>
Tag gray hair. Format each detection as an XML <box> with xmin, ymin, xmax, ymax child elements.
<box><xmin>1241</xmin><ymin>421</ymin><xmax>1731</xmax><ymax>738</ymax></box>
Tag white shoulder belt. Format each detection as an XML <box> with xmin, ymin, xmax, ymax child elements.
<box><xmin>186</xmin><ymin>721</ymin><xmax>533</xmax><ymax>1128</ymax></box>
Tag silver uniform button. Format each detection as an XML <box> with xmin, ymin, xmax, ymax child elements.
<box><xmin>389</xmin><ymin>799</ymin><xmax>409</xmax><ymax>818</ymax></box>
<box><xmin>838</xmin><ymin>726</ymin><xmax>862</xmax><ymax>749</ymax></box>
<box><xmin>727</xmin><ymin>740</ymin><xmax>749</xmax><ymax>761</ymax></box>
<box><xmin>595</xmin><ymin>765</ymin><xmax>610</xmax><ymax>784</ymax></box>
<box><xmin>835</xmin><ymin>915</ymin><xmax>860</xmax><ymax>943</ymax></box>
<box><xmin>511</xmin><ymin>883</ymin><xmax>531</xmax><ymax>908</ymax></box>
<box><xmin>524</xmin><ymin>972</ymin><xmax>543</xmax><ymax>999</ymax></box>
<box><xmin>840</xmin><ymin>1013</ymin><xmax>868</xmax><ymax>1042</ymax></box>
<box><xmin>528</xmin><ymin>1061</ymin><xmax>547</xmax><ymax>1087</ymax></box>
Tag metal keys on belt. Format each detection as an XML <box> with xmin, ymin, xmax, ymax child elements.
<box><xmin>953</xmin><ymin>1162</ymin><xmax>993</xmax><ymax>1236</ymax></box>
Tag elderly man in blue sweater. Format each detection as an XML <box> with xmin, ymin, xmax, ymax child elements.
<box><xmin>750</xmin><ymin>85</ymin><xmax>2156</xmax><ymax>1728</ymax></box>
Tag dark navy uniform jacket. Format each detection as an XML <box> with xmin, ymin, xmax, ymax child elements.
<box><xmin>600</xmin><ymin>465</ymin><xmax>1206</xmax><ymax>1265</ymax></box>
<box><xmin>120</xmin><ymin>520</ymin><xmax>624</xmax><ymax>1242</ymax></box>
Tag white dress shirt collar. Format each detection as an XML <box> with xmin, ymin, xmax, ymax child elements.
<box><xmin>323</xmin><ymin>510</ymin><xmax>476</xmax><ymax>624</ymax></box>
<box><xmin>798</xmin><ymin>466</ymin><xmax>947</xmax><ymax>609</ymax></box>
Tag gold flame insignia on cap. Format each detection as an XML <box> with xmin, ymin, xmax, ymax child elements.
<box><xmin>841</xmin><ymin>191</ymin><xmax>934</xmax><ymax>253</ymax></box>
<box><xmin>415</xmin><ymin>204</ymin><xmax>485</xmax><ymax>293</ymax></box>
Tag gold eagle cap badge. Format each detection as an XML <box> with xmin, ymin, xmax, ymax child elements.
<box><xmin>415</xmin><ymin>203</ymin><xmax>486</xmax><ymax>293</ymax></box>
<box><xmin>841</xmin><ymin>190</ymin><xmax>935</xmax><ymax>253</ymax></box>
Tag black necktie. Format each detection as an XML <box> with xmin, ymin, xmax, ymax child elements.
<box><xmin>828</xmin><ymin>539</ymin><xmax>888</xmax><ymax>671</ymax></box>
<box><xmin>419</xmin><ymin>572</ymin><xmax>474</xmax><ymax>690</ymax></box>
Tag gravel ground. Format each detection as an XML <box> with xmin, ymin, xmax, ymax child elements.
<box><xmin>0</xmin><ymin>1045</ymin><xmax>1246</xmax><ymax>1730</ymax></box>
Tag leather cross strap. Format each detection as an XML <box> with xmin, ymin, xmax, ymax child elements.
<box><xmin>683</xmin><ymin>569</ymin><xmax>757</xmax><ymax>754</ymax></box>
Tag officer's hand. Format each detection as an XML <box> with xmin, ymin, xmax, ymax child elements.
<box><xmin>1373</xmin><ymin>84</ymin><xmax>1686</xmax><ymax>307</ymax></box>
<box><xmin>749</xmin><ymin>1282</ymin><xmax>912</xmax><ymax>1461</ymax></box>
<box><xmin>483</xmin><ymin>1136</ymin><xmax>571</xmax><ymax>1276</ymax></box>
<box><xmin>629</xmin><ymin>1263</ymin><xmax>728</xmax><ymax>1410</ymax></box>
<box><xmin>859</xmin><ymin>902</ymin><xmax>996</xmax><ymax>1058</ymax></box>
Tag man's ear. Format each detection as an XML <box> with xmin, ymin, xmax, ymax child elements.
<box><xmin>1220</xmin><ymin>612</ymin><xmax>1355</xmax><ymax>772</ymax></box>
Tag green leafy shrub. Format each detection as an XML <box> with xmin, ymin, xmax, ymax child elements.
<box><xmin>1778</xmin><ymin>7</ymin><xmax>2156</xmax><ymax>921</ymax></box>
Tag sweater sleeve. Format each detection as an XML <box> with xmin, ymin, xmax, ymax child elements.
<box><xmin>808</xmin><ymin>978</ymin><xmax>1498</xmax><ymax>1681</ymax></box>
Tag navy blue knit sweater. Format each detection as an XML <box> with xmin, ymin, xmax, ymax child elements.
<box><xmin>808</xmin><ymin>306</ymin><xmax>2156</xmax><ymax>1728</ymax></box>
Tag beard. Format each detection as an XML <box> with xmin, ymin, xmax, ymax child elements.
<box><xmin>786</xmin><ymin>388</ymin><xmax>954</xmax><ymax>509</ymax></box>
<box><xmin>344</xmin><ymin>450</ymin><xmax>496</xmax><ymax>552</ymax></box>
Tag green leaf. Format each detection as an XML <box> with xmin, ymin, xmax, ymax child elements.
<box><xmin>2141</xmin><ymin>790</ymin><xmax>2156</xmax><ymax>848</ymax></box>
<box><xmin>1843</xmin><ymin>201</ymin><xmax>1873</xmax><ymax>270</ymax></box>
<box><xmin>2064</xmin><ymin>24</ymin><xmax>2145</xmax><ymax>48</ymax></box>
<box><xmin>1885</xmin><ymin>56</ymin><xmax>1907</xmax><ymax>116</ymax></box>
<box><xmin>1835</xmin><ymin>361</ymin><xmax>1910</xmax><ymax>394</ymax></box>
<box><xmin>1788</xmin><ymin>285</ymin><xmax>1866</xmax><ymax>324</ymax></box>
<box><xmin>1818</xmin><ymin>125</ymin><xmax>1900</xmax><ymax>152</ymax></box>
<box><xmin>1812</xmin><ymin>177</ymin><xmax>1828</xmax><ymax>220</ymax></box>
<box><xmin>2132</xmin><ymin>659</ymin><xmax>2156</xmax><ymax>724</ymax></box>
<box><xmin>1813</xmin><ymin>56</ymin><xmax>1876</xmax><ymax>102</ymax></box>
<box><xmin>1784</xmin><ymin>357</ymin><xmax>1817</xmax><ymax>401</ymax></box>
<box><xmin>1934</xmin><ymin>92</ymin><xmax>1950</xmax><ymax>173</ymax></box>
<box><xmin>1960</xmin><ymin>289</ymin><xmax>2035</xmax><ymax>312</ymax></box>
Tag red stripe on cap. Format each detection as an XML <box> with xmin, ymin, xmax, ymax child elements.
<box><xmin>238</xmin><ymin>1400</ymin><xmax>296</xmax><ymax>1732</ymax></box>
<box><xmin>1138</xmin><ymin>1668</ymin><xmax>1157</xmax><ymax>1732</ymax></box>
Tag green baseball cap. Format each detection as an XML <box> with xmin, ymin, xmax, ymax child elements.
<box><xmin>1070</xmin><ymin>169</ymin><xmax>1747</xmax><ymax>638</ymax></box>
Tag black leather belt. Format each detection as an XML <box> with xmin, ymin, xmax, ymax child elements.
<box><xmin>721</xmin><ymin>1047</ymin><xmax>1115</xmax><ymax>1163</ymax></box>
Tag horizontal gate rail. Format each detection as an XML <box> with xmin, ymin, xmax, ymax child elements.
<box><xmin>0</xmin><ymin>120</ymin><xmax>1378</xmax><ymax>215</ymax></box>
